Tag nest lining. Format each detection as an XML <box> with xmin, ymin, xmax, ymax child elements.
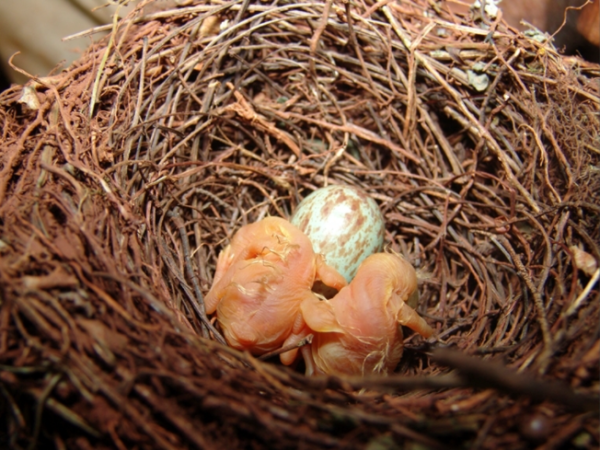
<box><xmin>0</xmin><ymin>0</ymin><xmax>599</xmax><ymax>448</ymax></box>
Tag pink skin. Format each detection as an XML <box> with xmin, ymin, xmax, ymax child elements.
<box><xmin>205</xmin><ymin>217</ymin><xmax>347</xmax><ymax>364</ymax></box>
<box><xmin>300</xmin><ymin>253</ymin><xmax>434</xmax><ymax>376</ymax></box>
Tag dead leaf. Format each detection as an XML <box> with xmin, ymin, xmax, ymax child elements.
<box><xmin>200</xmin><ymin>15</ymin><xmax>221</xmax><ymax>37</ymax></box>
<box><xmin>570</xmin><ymin>246</ymin><xmax>598</xmax><ymax>276</ymax></box>
<box><xmin>18</xmin><ymin>86</ymin><xmax>40</xmax><ymax>110</ymax></box>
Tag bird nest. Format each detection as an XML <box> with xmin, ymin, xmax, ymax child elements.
<box><xmin>0</xmin><ymin>0</ymin><xmax>599</xmax><ymax>448</ymax></box>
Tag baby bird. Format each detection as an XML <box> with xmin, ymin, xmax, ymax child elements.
<box><xmin>205</xmin><ymin>217</ymin><xmax>347</xmax><ymax>364</ymax></box>
<box><xmin>300</xmin><ymin>253</ymin><xmax>433</xmax><ymax>376</ymax></box>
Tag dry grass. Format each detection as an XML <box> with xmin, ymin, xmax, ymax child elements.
<box><xmin>0</xmin><ymin>0</ymin><xmax>598</xmax><ymax>448</ymax></box>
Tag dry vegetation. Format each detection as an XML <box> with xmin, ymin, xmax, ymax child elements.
<box><xmin>0</xmin><ymin>0</ymin><xmax>598</xmax><ymax>448</ymax></box>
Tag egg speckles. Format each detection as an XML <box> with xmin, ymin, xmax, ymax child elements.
<box><xmin>291</xmin><ymin>185</ymin><xmax>385</xmax><ymax>282</ymax></box>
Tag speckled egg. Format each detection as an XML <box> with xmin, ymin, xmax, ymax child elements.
<box><xmin>291</xmin><ymin>185</ymin><xmax>385</xmax><ymax>283</ymax></box>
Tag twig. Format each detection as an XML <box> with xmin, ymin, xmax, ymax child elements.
<box><xmin>495</xmin><ymin>235</ymin><xmax>553</xmax><ymax>371</ymax></box>
<box><xmin>258</xmin><ymin>334</ymin><xmax>314</xmax><ymax>360</ymax></box>
<box><xmin>90</xmin><ymin>4</ymin><xmax>121</xmax><ymax>118</ymax></box>
<box><xmin>432</xmin><ymin>349</ymin><xmax>598</xmax><ymax>413</ymax></box>
<box><xmin>26</xmin><ymin>387</ymin><xmax>100</xmax><ymax>438</ymax></box>
<box><xmin>566</xmin><ymin>267</ymin><xmax>600</xmax><ymax>317</ymax></box>
<box><xmin>310</xmin><ymin>0</ymin><xmax>333</xmax><ymax>78</ymax></box>
<box><xmin>168</xmin><ymin>211</ymin><xmax>226</xmax><ymax>344</ymax></box>
<box><xmin>29</xmin><ymin>373</ymin><xmax>62</xmax><ymax>450</ymax></box>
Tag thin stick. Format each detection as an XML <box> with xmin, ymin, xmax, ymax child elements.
<box><xmin>432</xmin><ymin>349</ymin><xmax>598</xmax><ymax>413</ymax></box>
<box><xmin>310</xmin><ymin>0</ymin><xmax>333</xmax><ymax>77</ymax></box>
<box><xmin>168</xmin><ymin>211</ymin><xmax>226</xmax><ymax>344</ymax></box>
<box><xmin>496</xmin><ymin>236</ymin><xmax>553</xmax><ymax>372</ymax></box>
<box><xmin>90</xmin><ymin>4</ymin><xmax>121</xmax><ymax>118</ymax></box>
<box><xmin>259</xmin><ymin>334</ymin><xmax>314</xmax><ymax>360</ymax></box>
<box><xmin>566</xmin><ymin>267</ymin><xmax>600</xmax><ymax>317</ymax></box>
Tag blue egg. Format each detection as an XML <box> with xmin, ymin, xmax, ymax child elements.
<box><xmin>291</xmin><ymin>185</ymin><xmax>385</xmax><ymax>283</ymax></box>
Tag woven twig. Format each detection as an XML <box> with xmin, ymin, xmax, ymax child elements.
<box><xmin>0</xmin><ymin>0</ymin><xmax>598</xmax><ymax>448</ymax></box>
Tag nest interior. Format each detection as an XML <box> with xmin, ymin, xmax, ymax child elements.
<box><xmin>0</xmin><ymin>0</ymin><xmax>599</xmax><ymax>448</ymax></box>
